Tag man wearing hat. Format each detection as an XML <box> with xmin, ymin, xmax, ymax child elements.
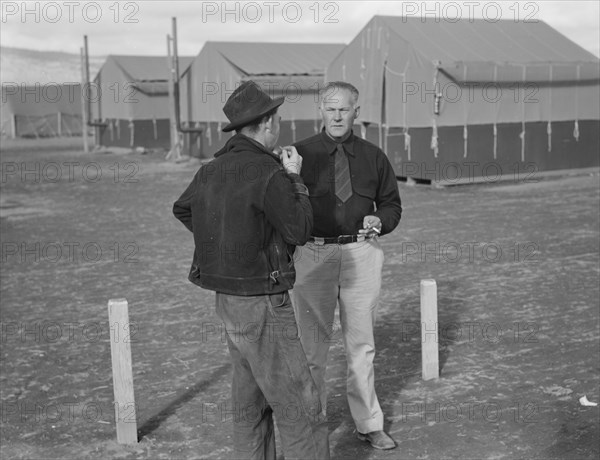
<box><xmin>173</xmin><ymin>81</ymin><xmax>329</xmax><ymax>460</ymax></box>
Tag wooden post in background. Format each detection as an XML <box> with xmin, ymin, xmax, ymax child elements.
<box><xmin>80</xmin><ymin>47</ymin><xmax>89</xmax><ymax>153</ymax></box>
<box><xmin>420</xmin><ymin>279</ymin><xmax>439</xmax><ymax>380</ymax></box>
<box><xmin>108</xmin><ymin>299</ymin><xmax>138</xmax><ymax>444</ymax></box>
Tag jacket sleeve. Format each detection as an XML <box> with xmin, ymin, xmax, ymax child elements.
<box><xmin>172</xmin><ymin>171</ymin><xmax>198</xmax><ymax>232</ymax></box>
<box><xmin>264</xmin><ymin>171</ymin><xmax>313</xmax><ymax>246</ymax></box>
<box><xmin>373</xmin><ymin>151</ymin><xmax>402</xmax><ymax>236</ymax></box>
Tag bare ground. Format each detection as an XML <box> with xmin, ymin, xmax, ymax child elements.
<box><xmin>0</xmin><ymin>139</ymin><xmax>598</xmax><ymax>459</ymax></box>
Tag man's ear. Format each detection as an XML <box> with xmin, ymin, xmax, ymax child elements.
<box><xmin>353</xmin><ymin>106</ymin><xmax>360</xmax><ymax>120</ymax></box>
<box><xmin>264</xmin><ymin>115</ymin><xmax>273</xmax><ymax>132</ymax></box>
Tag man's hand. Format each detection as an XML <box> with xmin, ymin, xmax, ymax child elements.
<box><xmin>281</xmin><ymin>146</ymin><xmax>303</xmax><ymax>175</ymax></box>
<box><xmin>359</xmin><ymin>215</ymin><xmax>382</xmax><ymax>236</ymax></box>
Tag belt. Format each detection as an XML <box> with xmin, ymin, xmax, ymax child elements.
<box><xmin>308</xmin><ymin>235</ymin><xmax>371</xmax><ymax>245</ymax></box>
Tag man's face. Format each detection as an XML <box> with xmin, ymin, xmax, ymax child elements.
<box><xmin>320</xmin><ymin>88</ymin><xmax>359</xmax><ymax>140</ymax></box>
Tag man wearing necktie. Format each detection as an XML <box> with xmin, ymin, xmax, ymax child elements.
<box><xmin>292</xmin><ymin>81</ymin><xmax>402</xmax><ymax>450</ymax></box>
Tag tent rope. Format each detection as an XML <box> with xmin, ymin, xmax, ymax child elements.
<box><xmin>129</xmin><ymin>119</ymin><xmax>134</xmax><ymax>147</ymax></box>
<box><xmin>547</xmin><ymin>65</ymin><xmax>552</xmax><ymax>152</ymax></box>
<box><xmin>493</xmin><ymin>64</ymin><xmax>499</xmax><ymax>160</ymax></box>
<box><xmin>383</xmin><ymin>63</ymin><xmax>406</xmax><ymax>77</ymax></box>
<box><xmin>43</xmin><ymin>115</ymin><xmax>57</xmax><ymax>137</ymax></box>
<box><xmin>25</xmin><ymin>116</ymin><xmax>39</xmax><ymax>139</ymax></box>
<box><xmin>432</xmin><ymin>62</ymin><xmax>441</xmax><ymax>158</ymax></box>
<box><xmin>493</xmin><ymin>124</ymin><xmax>498</xmax><ymax>160</ymax></box>
<box><xmin>574</xmin><ymin>65</ymin><xmax>580</xmax><ymax>142</ymax></box>
<box><xmin>383</xmin><ymin>60</ymin><xmax>411</xmax><ymax>160</ymax></box>
<box><xmin>463</xmin><ymin>65</ymin><xmax>468</xmax><ymax>159</ymax></box>
<box><xmin>519</xmin><ymin>65</ymin><xmax>526</xmax><ymax>162</ymax></box>
<box><xmin>61</xmin><ymin>112</ymin><xmax>73</xmax><ymax>137</ymax></box>
<box><xmin>206</xmin><ymin>121</ymin><xmax>212</xmax><ymax>146</ymax></box>
<box><xmin>431</xmin><ymin>119</ymin><xmax>439</xmax><ymax>158</ymax></box>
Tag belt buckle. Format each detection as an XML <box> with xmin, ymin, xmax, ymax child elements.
<box><xmin>337</xmin><ymin>235</ymin><xmax>345</xmax><ymax>244</ymax></box>
<box><xmin>313</xmin><ymin>237</ymin><xmax>325</xmax><ymax>246</ymax></box>
<box><xmin>357</xmin><ymin>235</ymin><xmax>365</xmax><ymax>242</ymax></box>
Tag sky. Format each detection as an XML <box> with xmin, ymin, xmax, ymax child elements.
<box><xmin>1</xmin><ymin>0</ymin><xmax>599</xmax><ymax>58</ymax></box>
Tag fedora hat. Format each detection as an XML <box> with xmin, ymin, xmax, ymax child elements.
<box><xmin>222</xmin><ymin>81</ymin><xmax>284</xmax><ymax>132</ymax></box>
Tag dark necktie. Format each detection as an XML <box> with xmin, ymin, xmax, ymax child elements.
<box><xmin>334</xmin><ymin>143</ymin><xmax>352</xmax><ymax>202</ymax></box>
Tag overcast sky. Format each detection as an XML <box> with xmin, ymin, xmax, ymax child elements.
<box><xmin>1</xmin><ymin>1</ymin><xmax>599</xmax><ymax>58</ymax></box>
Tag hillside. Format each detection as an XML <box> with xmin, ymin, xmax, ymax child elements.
<box><xmin>0</xmin><ymin>46</ymin><xmax>105</xmax><ymax>85</ymax></box>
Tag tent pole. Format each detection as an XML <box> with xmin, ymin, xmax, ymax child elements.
<box><xmin>170</xmin><ymin>17</ymin><xmax>204</xmax><ymax>158</ymax></box>
<box><xmin>83</xmin><ymin>35</ymin><xmax>107</xmax><ymax>135</ymax></box>
<box><xmin>382</xmin><ymin>60</ymin><xmax>387</xmax><ymax>153</ymax></box>
<box><xmin>84</xmin><ymin>36</ymin><xmax>92</xmax><ymax>122</ymax></box>
<box><xmin>166</xmin><ymin>33</ymin><xmax>180</xmax><ymax>160</ymax></box>
<box><xmin>80</xmin><ymin>47</ymin><xmax>89</xmax><ymax>152</ymax></box>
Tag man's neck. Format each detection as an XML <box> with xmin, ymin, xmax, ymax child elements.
<box><xmin>325</xmin><ymin>130</ymin><xmax>352</xmax><ymax>144</ymax></box>
<box><xmin>239</xmin><ymin>130</ymin><xmax>271</xmax><ymax>150</ymax></box>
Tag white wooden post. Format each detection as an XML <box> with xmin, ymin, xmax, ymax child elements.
<box><xmin>420</xmin><ymin>279</ymin><xmax>439</xmax><ymax>380</ymax></box>
<box><xmin>107</xmin><ymin>298</ymin><xmax>138</xmax><ymax>444</ymax></box>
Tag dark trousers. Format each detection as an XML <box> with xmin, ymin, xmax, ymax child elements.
<box><xmin>216</xmin><ymin>291</ymin><xmax>330</xmax><ymax>460</ymax></box>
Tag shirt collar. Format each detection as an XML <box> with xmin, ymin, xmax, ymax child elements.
<box><xmin>320</xmin><ymin>129</ymin><xmax>356</xmax><ymax>157</ymax></box>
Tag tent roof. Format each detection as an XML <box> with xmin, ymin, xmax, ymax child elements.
<box><xmin>202</xmin><ymin>42</ymin><xmax>345</xmax><ymax>76</ymax></box>
<box><xmin>378</xmin><ymin>16</ymin><xmax>599</xmax><ymax>65</ymax></box>
<box><xmin>103</xmin><ymin>55</ymin><xmax>194</xmax><ymax>81</ymax></box>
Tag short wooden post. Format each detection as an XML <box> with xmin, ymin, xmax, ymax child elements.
<box><xmin>108</xmin><ymin>299</ymin><xmax>138</xmax><ymax>444</ymax></box>
<box><xmin>420</xmin><ymin>279</ymin><xmax>439</xmax><ymax>380</ymax></box>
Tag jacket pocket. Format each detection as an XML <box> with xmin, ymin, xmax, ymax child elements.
<box><xmin>353</xmin><ymin>186</ymin><xmax>376</xmax><ymax>201</ymax></box>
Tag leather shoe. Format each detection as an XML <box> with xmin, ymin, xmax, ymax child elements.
<box><xmin>357</xmin><ymin>430</ymin><xmax>396</xmax><ymax>449</ymax></box>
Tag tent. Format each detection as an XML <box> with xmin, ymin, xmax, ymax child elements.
<box><xmin>326</xmin><ymin>16</ymin><xmax>600</xmax><ymax>182</ymax></box>
<box><xmin>179</xmin><ymin>41</ymin><xmax>344</xmax><ymax>157</ymax></box>
<box><xmin>90</xmin><ymin>55</ymin><xmax>193</xmax><ymax>149</ymax></box>
<box><xmin>1</xmin><ymin>83</ymin><xmax>83</xmax><ymax>138</ymax></box>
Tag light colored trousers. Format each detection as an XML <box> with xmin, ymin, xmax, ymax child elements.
<box><xmin>291</xmin><ymin>238</ymin><xmax>384</xmax><ymax>433</ymax></box>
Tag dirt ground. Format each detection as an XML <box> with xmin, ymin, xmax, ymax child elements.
<box><xmin>1</xmin><ymin>138</ymin><xmax>598</xmax><ymax>460</ymax></box>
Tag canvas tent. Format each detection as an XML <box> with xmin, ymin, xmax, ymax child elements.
<box><xmin>179</xmin><ymin>41</ymin><xmax>344</xmax><ymax>158</ymax></box>
<box><xmin>326</xmin><ymin>16</ymin><xmax>600</xmax><ymax>182</ymax></box>
<box><xmin>90</xmin><ymin>55</ymin><xmax>193</xmax><ymax>149</ymax></box>
<box><xmin>1</xmin><ymin>83</ymin><xmax>83</xmax><ymax>138</ymax></box>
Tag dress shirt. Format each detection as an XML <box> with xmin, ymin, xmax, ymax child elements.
<box><xmin>294</xmin><ymin>130</ymin><xmax>402</xmax><ymax>237</ymax></box>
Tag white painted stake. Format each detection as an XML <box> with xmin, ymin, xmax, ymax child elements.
<box><xmin>107</xmin><ymin>298</ymin><xmax>138</xmax><ymax>444</ymax></box>
<box><xmin>420</xmin><ymin>279</ymin><xmax>439</xmax><ymax>380</ymax></box>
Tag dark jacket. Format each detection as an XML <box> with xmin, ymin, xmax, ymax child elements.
<box><xmin>173</xmin><ymin>134</ymin><xmax>313</xmax><ymax>296</ymax></box>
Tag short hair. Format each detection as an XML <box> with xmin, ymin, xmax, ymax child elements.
<box><xmin>319</xmin><ymin>81</ymin><xmax>359</xmax><ymax>106</ymax></box>
<box><xmin>237</xmin><ymin>106</ymin><xmax>279</xmax><ymax>134</ymax></box>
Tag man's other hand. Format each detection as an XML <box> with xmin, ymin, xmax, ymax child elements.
<box><xmin>281</xmin><ymin>146</ymin><xmax>303</xmax><ymax>175</ymax></box>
